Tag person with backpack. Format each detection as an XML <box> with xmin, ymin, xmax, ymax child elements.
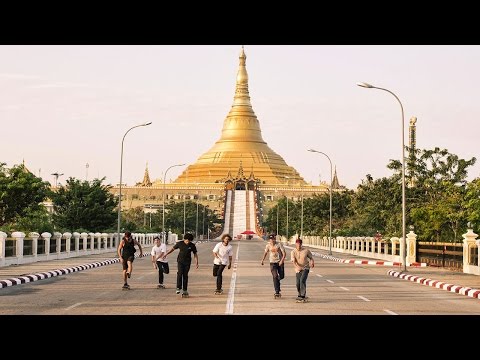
<box><xmin>117</xmin><ymin>231</ymin><xmax>143</xmax><ymax>289</ymax></box>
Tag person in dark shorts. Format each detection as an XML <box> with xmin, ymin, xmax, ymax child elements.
<box><xmin>117</xmin><ymin>231</ymin><xmax>143</xmax><ymax>289</ymax></box>
<box><xmin>163</xmin><ymin>233</ymin><xmax>198</xmax><ymax>296</ymax></box>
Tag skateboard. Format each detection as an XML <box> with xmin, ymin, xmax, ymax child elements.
<box><xmin>296</xmin><ymin>297</ymin><xmax>309</xmax><ymax>303</ymax></box>
<box><xmin>274</xmin><ymin>293</ymin><xmax>281</xmax><ymax>299</ymax></box>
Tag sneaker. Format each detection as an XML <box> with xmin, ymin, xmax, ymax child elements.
<box><xmin>127</xmin><ymin>272</ymin><xmax>131</xmax><ymax>278</ymax></box>
<box><xmin>182</xmin><ymin>291</ymin><xmax>189</xmax><ymax>296</ymax></box>
<box><xmin>214</xmin><ymin>289</ymin><xmax>223</xmax><ymax>295</ymax></box>
<box><xmin>296</xmin><ymin>296</ymin><xmax>303</xmax><ymax>301</ymax></box>
<box><xmin>122</xmin><ymin>284</ymin><xmax>129</xmax><ymax>289</ymax></box>
<box><xmin>176</xmin><ymin>288</ymin><xmax>181</xmax><ymax>294</ymax></box>
<box><xmin>157</xmin><ymin>284</ymin><xmax>165</xmax><ymax>289</ymax></box>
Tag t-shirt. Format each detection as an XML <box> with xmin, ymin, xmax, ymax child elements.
<box><xmin>213</xmin><ymin>242</ymin><xmax>233</xmax><ymax>265</ymax></box>
<box><xmin>291</xmin><ymin>247</ymin><xmax>313</xmax><ymax>272</ymax></box>
<box><xmin>173</xmin><ymin>241</ymin><xmax>197</xmax><ymax>264</ymax></box>
<box><xmin>151</xmin><ymin>243</ymin><xmax>168</xmax><ymax>263</ymax></box>
<box><xmin>264</xmin><ymin>242</ymin><xmax>285</xmax><ymax>263</ymax></box>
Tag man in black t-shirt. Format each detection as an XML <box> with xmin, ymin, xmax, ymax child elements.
<box><xmin>163</xmin><ymin>233</ymin><xmax>199</xmax><ymax>295</ymax></box>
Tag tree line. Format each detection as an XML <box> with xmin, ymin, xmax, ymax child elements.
<box><xmin>0</xmin><ymin>162</ymin><xmax>220</xmax><ymax>236</ymax></box>
<box><xmin>263</xmin><ymin>147</ymin><xmax>479</xmax><ymax>242</ymax></box>
<box><xmin>1</xmin><ymin>145</ymin><xmax>480</xmax><ymax>242</ymax></box>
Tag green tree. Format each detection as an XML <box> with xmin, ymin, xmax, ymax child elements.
<box><xmin>350</xmin><ymin>174</ymin><xmax>401</xmax><ymax>237</ymax></box>
<box><xmin>406</xmin><ymin>147</ymin><xmax>475</xmax><ymax>241</ymax></box>
<box><xmin>11</xmin><ymin>207</ymin><xmax>54</xmax><ymax>234</ymax></box>
<box><xmin>0</xmin><ymin>162</ymin><xmax>52</xmax><ymax>227</ymax></box>
<box><xmin>121</xmin><ymin>206</ymin><xmax>146</xmax><ymax>233</ymax></box>
<box><xmin>465</xmin><ymin>178</ymin><xmax>480</xmax><ymax>233</ymax></box>
<box><xmin>50</xmin><ymin>177</ymin><xmax>118</xmax><ymax>232</ymax></box>
<box><xmin>160</xmin><ymin>200</ymin><xmax>222</xmax><ymax>236</ymax></box>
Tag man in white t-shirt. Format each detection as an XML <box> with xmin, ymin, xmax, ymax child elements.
<box><xmin>212</xmin><ymin>234</ymin><xmax>233</xmax><ymax>294</ymax></box>
<box><xmin>151</xmin><ymin>236</ymin><xmax>170</xmax><ymax>288</ymax></box>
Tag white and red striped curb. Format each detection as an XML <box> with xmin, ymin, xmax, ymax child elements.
<box><xmin>0</xmin><ymin>253</ymin><xmax>149</xmax><ymax>289</ymax></box>
<box><xmin>388</xmin><ymin>270</ymin><xmax>480</xmax><ymax>300</ymax></box>
<box><xmin>291</xmin><ymin>247</ymin><xmax>427</xmax><ymax>267</ymax></box>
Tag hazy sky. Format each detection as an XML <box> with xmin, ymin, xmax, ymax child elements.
<box><xmin>1</xmin><ymin>45</ymin><xmax>479</xmax><ymax>189</ymax></box>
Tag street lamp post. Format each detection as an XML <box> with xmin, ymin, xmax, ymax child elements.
<box><xmin>307</xmin><ymin>149</ymin><xmax>333</xmax><ymax>255</ymax></box>
<box><xmin>183</xmin><ymin>170</ymin><xmax>188</xmax><ymax>236</ymax></box>
<box><xmin>276</xmin><ymin>198</ymin><xmax>279</xmax><ymax>236</ymax></box>
<box><xmin>300</xmin><ymin>183</ymin><xmax>304</xmax><ymax>238</ymax></box>
<box><xmin>285</xmin><ymin>176</ymin><xmax>290</xmax><ymax>242</ymax></box>
<box><xmin>117</xmin><ymin>122</ymin><xmax>152</xmax><ymax>248</ymax></box>
<box><xmin>357</xmin><ymin>82</ymin><xmax>407</xmax><ymax>272</ymax></box>
<box><xmin>202</xmin><ymin>205</ymin><xmax>206</xmax><ymax>238</ymax></box>
<box><xmin>162</xmin><ymin>163</ymin><xmax>185</xmax><ymax>244</ymax></box>
<box><xmin>196</xmin><ymin>189</ymin><xmax>200</xmax><ymax>240</ymax></box>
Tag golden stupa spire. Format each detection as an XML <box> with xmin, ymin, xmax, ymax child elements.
<box><xmin>138</xmin><ymin>162</ymin><xmax>152</xmax><ymax>187</ymax></box>
<box><xmin>174</xmin><ymin>46</ymin><xmax>306</xmax><ymax>185</ymax></box>
<box><xmin>332</xmin><ymin>166</ymin><xmax>340</xmax><ymax>189</ymax></box>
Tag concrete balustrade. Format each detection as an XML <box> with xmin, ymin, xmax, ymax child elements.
<box><xmin>463</xmin><ymin>228</ymin><xmax>479</xmax><ymax>275</ymax></box>
<box><xmin>0</xmin><ymin>231</ymin><xmax>158</xmax><ymax>267</ymax></box>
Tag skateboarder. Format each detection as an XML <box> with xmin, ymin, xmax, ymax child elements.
<box><xmin>261</xmin><ymin>234</ymin><xmax>286</xmax><ymax>298</ymax></box>
<box><xmin>291</xmin><ymin>238</ymin><xmax>314</xmax><ymax>302</ymax></box>
<box><xmin>117</xmin><ymin>231</ymin><xmax>143</xmax><ymax>289</ymax></box>
<box><xmin>163</xmin><ymin>233</ymin><xmax>198</xmax><ymax>297</ymax></box>
<box><xmin>212</xmin><ymin>234</ymin><xmax>233</xmax><ymax>294</ymax></box>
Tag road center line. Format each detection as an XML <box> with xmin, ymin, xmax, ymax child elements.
<box><xmin>316</xmin><ymin>274</ymin><xmax>323</xmax><ymax>278</ymax></box>
<box><xmin>384</xmin><ymin>309</ymin><xmax>398</xmax><ymax>315</ymax></box>
<box><xmin>357</xmin><ymin>295</ymin><xmax>371</xmax><ymax>302</ymax></box>
<box><xmin>225</xmin><ymin>243</ymin><xmax>240</xmax><ymax>315</ymax></box>
<box><xmin>326</xmin><ymin>279</ymin><xmax>335</xmax><ymax>284</ymax></box>
<box><xmin>65</xmin><ymin>302</ymin><xmax>82</xmax><ymax>311</ymax></box>
<box><xmin>339</xmin><ymin>286</ymin><xmax>349</xmax><ymax>291</ymax></box>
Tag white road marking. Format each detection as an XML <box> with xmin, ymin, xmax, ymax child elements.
<box><xmin>384</xmin><ymin>309</ymin><xmax>398</xmax><ymax>315</ymax></box>
<box><xmin>316</xmin><ymin>274</ymin><xmax>323</xmax><ymax>278</ymax></box>
<box><xmin>357</xmin><ymin>296</ymin><xmax>371</xmax><ymax>302</ymax></box>
<box><xmin>339</xmin><ymin>286</ymin><xmax>349</xmax><ymax>291</ymax></box>
<box><xmin>326</xmin><ymin>279</ymin><xmax>335</xmax><ymax>284</ymax></box>
<box><xmin>65</xmin><ymin>303</ymin><xmax>82</xmax><ymax>311</ymax></box>
<box><xmin>225</xmin><ymin>243</ymin><xmax>240</xmax><ymax>315</ymax></box>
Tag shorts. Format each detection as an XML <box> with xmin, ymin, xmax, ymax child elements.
<box><xmin>122</xmin><ymin>256</ymin><xmax>135</xmax><ymax>270</ymax></box>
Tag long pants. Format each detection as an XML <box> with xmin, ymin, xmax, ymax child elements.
<box><xmin>156</xmin><ymin>261</ymin><xmax>170</xmax><ymax>284</ymax></box>
<box><xmin>296</xmin><ymin>269</ymin><xmax>310</xmax><ymax>297</ymax></box>
<box><xmin>213</xmin><ymin>264</ymin><xmax>226</xmax><ymax>290</ymax></box>
<box><xmin>176</xmin><ymin>262</ymin><xmax>191</xmax><ymax>291</ymax></box>
<box><xmin>269</xmin><ymin>262</ymin><xmax>284</xmax><ymax>294</ymax></box>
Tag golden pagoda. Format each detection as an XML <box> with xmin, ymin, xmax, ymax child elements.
<box><xmin>174</xmin><ymin>46</ymin><xmax>305</xmax><ymax>186</ymax></box>
<box><xmin>112</xmin><ymin>46</ymin><xmax>341</xmax><ymax>239</ymax></box>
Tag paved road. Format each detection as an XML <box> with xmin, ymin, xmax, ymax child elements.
<box><xmin>1</xmin><ymin>239</ymin><xmax>480</xmax><ymax>315</ymax></box>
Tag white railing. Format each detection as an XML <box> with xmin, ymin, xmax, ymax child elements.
<box><xmin>281</xmin><ymin>230</ymin><xmax>480</xmax><ymax>275</ymax></box>
<box><xmin>0</xmin><ymin>231</ymin><xmax>158</xmax><ymax>267</ymax></box>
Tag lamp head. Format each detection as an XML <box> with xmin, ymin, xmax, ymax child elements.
<box><xmin>307</xmin><ymin>149</ymin><xmax>317</xmax><ymax>153</ymax></box>
<box><xmin>356</xmin><ymin>82</ymin><xmax>373</xmax><ymax>88</ymax></box>
<box><xmin>143</xmin><ymin>122</ymin><xmax>152</xmax><ymax>126</ymax></box>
